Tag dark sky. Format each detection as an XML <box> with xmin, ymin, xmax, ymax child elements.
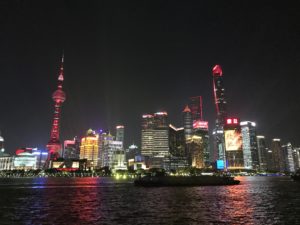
<box><xmin>1</xmin><ymin>0</ymin><xmax>300</xmax><ymax>154</ymax></box>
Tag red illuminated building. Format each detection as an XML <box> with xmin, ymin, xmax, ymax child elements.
<box><xmin>46</xmin><ymin>55</ymin><xmax>66</xmax><ymax>163</ymax></box>
<box><xmin>212</xmin><ymin>65</ymin><xmax>227</xmax><ymax>125</ymax></box>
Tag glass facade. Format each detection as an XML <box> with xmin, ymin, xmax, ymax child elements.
<box><xmin>240</xmin><ymin>121</ymin><xmax>259</xmax><ymax>170</ymax></box>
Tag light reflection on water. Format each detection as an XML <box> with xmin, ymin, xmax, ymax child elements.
<box><xmin>0</xmin><ymin>176</ymin><xmax>299</xmax><ymax>224</ymax></box>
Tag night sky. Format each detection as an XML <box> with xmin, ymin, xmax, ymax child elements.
<box><xmin>1</xmin><ymin>1</ymin><xmax>300</xmax><ymax>154</ymax></box>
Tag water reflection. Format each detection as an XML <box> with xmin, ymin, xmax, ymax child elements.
<box><xmin>0</xmin><ymin>176</ymin><xmax>299</xmax><ymax>224</ymax></box>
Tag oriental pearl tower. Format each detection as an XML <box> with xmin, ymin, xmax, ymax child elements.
<box><xmin>46</xmin><ymin>54</ymin><xmax>66</xmax><ymax>164</ymax></box>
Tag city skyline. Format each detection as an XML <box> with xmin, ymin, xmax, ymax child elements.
<box><xmin>1</xmin><ymin>1</ymin><xmax>300</xmax><ymax>153</ymax></box>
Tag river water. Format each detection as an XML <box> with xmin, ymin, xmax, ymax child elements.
<box><xmin>0</xmin><ymin>176</ymin><xmax>299</xmax><ymax>225</ymax></box>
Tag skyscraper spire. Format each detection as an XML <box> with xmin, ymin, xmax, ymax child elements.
<box><xmin>58</xmin><ymin>52</ymin><xmax>64</xmax><ymax>85</ymax></box>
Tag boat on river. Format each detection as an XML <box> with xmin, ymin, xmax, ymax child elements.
<box><xmin>291</xmin><ymin>170</ymin><xmax>300</xmax><ymax>181</ymax></box>
<box><xmin>134</xmin><ymin>174</ymin><xmax>240</xmax><ymax>187</ymax></box>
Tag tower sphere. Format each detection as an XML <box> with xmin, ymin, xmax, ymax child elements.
<box><xmin>52</xmin><ymin>89</ymin><xmax>66</xmax><ymax>103</ymax></box>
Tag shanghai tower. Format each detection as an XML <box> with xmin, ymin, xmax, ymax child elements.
<box><xmin>46</xmin><ymin>55</ymin><xmax>66</xmax><ymax>163</ymax></box>
<box><xmin>212</xmin><ymin>65</ymin><xmax>227</xmax><ymax>166</ymax></box>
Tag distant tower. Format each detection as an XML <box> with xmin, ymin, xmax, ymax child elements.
<box><xmin>212</xmin><ymin>65</ymin><xmax>227</xmax><ymax>165</ymax></box>
<box><xmin>182</xmin><ymin>105</ymin><xmax>193</xmax><ymax>141</ymax></box>
<box><xmin>46</xmin><ymin>54</ymin><xmax>66</xmax><ymax>162</ymax></box>
<box><xmin>0</xmin><ymin>131</ymin><xmax>4</xmax><ymax>152</ymax></box>
<box><xmin>116</xmin><ymin>125</ymin><xmax>125</xmax><ymax>144</ymax></box>
<box><xmin>189</xmin><ymin>96</ymin><xmax>203</xmax><ymax>121</ymax></box>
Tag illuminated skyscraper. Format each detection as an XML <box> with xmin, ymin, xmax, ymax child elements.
<box><xmin>153</xmin><ymin>112</ymin><xmax>169</xmax><ymax>157</ymax></box>
<box><xmin>141</xmin><ymin>114</ymin><xmax>155</xmax><ymax>157</ymax></box>
<box><xmin>224</xmin><ymin>118</ymin><xmax>244</xmax><ymax>169</ymax></box>
<box><xmin>98</xmin><ymin>132</ymin><xmax>114</xmax><ymax>167</ymax></box>
<box><xmin>240</xmin><ymin>121</ymin><xmax>259</xmax><ymax>170</ymax></box>
<box><xmin>46</xmin><ymin>55</ymin><xmax>66</xmax><ymax>163</ymax></box>
<box><xmin>80</xmin><ymin>129</ymin><xmax>99</xmax><ymax>169</ymax></box>
<box><xmin>212</xmin><ymin>65</ymin><xmax>227</xmax><ymax>165</ymax></box>
<box><xmin>192</xmin><ymin>121</ymin><xmax>210</xmax><ymax>167</ymax></box>
<box><xmin>271</xmin><ymin>138</ymin><xmax>285</xmax><ymax>172</ymax></box>
<box><xmin>182</xmin><ymin>105</ymin><xmax>193</xmax><ymax>141</ymax></box>
<box><xmin>256</xmin><ymin>136</ymin><xmax>268</xmax><ymax>171</ymax></box>
<box><xmin>169</xmin><ymin>124</ymin><xmax>188</xmax><ymax>170</ymax></box>
<box><xmin>141</xmin><ymin>112</ymin><xmax>170</xmax><ymax>168</ymax></box>
<box><xmin>212</xmin><ymin>65</ymin><xmax>227</xmax><ymax>125</ymax></box>
<box><xmin>116</xmin><ymin>125</ymin><xmax>125</xmax><ymax>143</ymax></box>
<box><xmin>293</xmin><ymin>147</ymin><xmax>300</xmax><ymax>171</ymax></box>
<box><xmin>189</xmin><ymin>96</ymin><xmax>203</xmax><ymax>121</ymax></box>
<box><xmin>282</xmin><ymin>143</ymin><xmax>295</xmax><ymax>173</ymax></box>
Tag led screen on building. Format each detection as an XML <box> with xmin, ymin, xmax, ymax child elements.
<box><xmin>224</xmin><ymin>129</ymin><xmax>242</xmax><ymax>151</ymax></box>
<box><xmin>216</xmin><ymin>160</ymin><xmax>224</xmax><ymax>170</ymax></box>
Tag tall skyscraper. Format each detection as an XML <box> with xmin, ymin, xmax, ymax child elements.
<box><xmin>183</xmin><ymin>105</ymin><xmax>193</xmax><ymax>141</ymax></box>
<box><xmin>293</xmin><ymin>147</ymin><xmax>300</xmax><ymax>171</ymax></box>
<box><xmin>256</xmin><ymin>136</ymin><xmax>268</xmax><ymax>171</ymax></box>
<box><xmin>271</xmin><ymin>138</ymin><xmax>285</xmax><ymax>172</ymax></box>
<box><xmin>141</xmin><ymin>112</ymin><xmax>170</xmax><ymax>169</ymax></box>
<box><xmin>169</xmin><ymin>124</ymin><xmax>188</xmax><ymax>170</ymax></box>
<box><xmin>212</xmin><ymin>65</ymin><xmax>227</xmax><ymax>166</ymax></box>
<box><xmin>80</xmin><ymin>129</ymin><xmax>99</xmax><ymax>170</ymax></box>
<box><xmin>282</xmin><ymin>143</ymin><xmax>295</xmax><ymax>173</ymax></box>
<box><xmin>212</xmin><ymin>65</ymin><xmax>227</xmax><ymax>126</ymax></box>
<box><xmin>224</xmin><ymin>118</ymin><xmax>244</xmax><ymax>169</ymax></box>
<box><xmin>189</xmin><ymin>96</ymin><xmax>203</xmax><ymax>121</ymax></box>
<box><xmin>141</xmin><ymin>114</ymin><xmax>155</xmax><ymax>157</ymax></box>
<box><xmin>116</xmin><ymin>125</ymin><xmax>125</xmax><ymax>143</ymax></box>
<box><xmin>266</xmin><ymin>148</ymin><xmax>275</xmax><ymax>171</ymax></box>
<box><xmin>240</xmin><ymin>121</ymin><xmax>259</xmax><ymax>170</ymax></box>
<box><xmin>192</xmin><ymin>120</ymin><xmax>210</xmax><ymax>167</ymax></box>
<box><xmin>186</xmin><ymin>96</ymin><xmax>210</xmax><ymax>165</ymax></box>
<box><xmin>46</xmin><ymin>55</ymin><xmax>66</xmax><ymax>163</ymax></box>
<box><xmin>153</xmin><ymin>112</ymin><xmax>169</xmax><ymax>157</ymax></box>
<box><xmin>99</xmin><ymin>132</ymin><xmax>115</xmax><ymax>168</ymax></box>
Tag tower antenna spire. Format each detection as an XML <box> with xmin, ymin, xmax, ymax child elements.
<box><xmin>58</xmin><ymin>51</ymin><xmax>64</xmax><ymax>83</ymax></box>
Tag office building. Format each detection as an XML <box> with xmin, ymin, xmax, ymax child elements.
<box><xmin>282</xmin><ymin>143</ymin><xmax>295</xmax><ymax>173</ymax></box>
<box><xmin>256</xmin><ymin>136</ymin><xmax>268</xmax><ymax>171</ymax></box>
<box><xmin>141</xmin><ymin>112</ymin><xmax>170</xmax><ymax>169</ymax></box>
<box><xmin>169</xmin><ymin>125</ymin><xmax>188</xmax><ymax>170</ymax></box>
<box><xmin>182</xmin><ymin>105</ymin><xmax>193</xmax><ymax>141</ymax></box>
<box><xmin>14</xmin><ymin>152</ymin><xmax>37</xmax><ymax>170</ymax></box>
<box><xmin>240</xmin><ymin>121</ymin><xmax>259</xmax><ymax>170</ymax></box>
<box><xmin>271</xmin><ymin>139</ymin><xmax>285</xmax><ymax>172</ymax></box>
<box><xmin>189</xmin><ymin>96</ymin><xmax>203</xmax><ymax>121</ymax></box>
<box><xmin>63</xmin><ymin>138</ymin><xmax>80</xmax><ymax>160</ymax></box>
<box><xmin>224</xmin><ymin>118</ymin><xmax>244</xmax><ymax>169</ymax></box>
<box><xmin>80</xmin><ymin>129</ymin><xmax>99</xmax><ymax>170</ymax></box>
<box><xmin>0</xmin><ymin>151</ymin><xmax>13</xmax><ymax>171</ymax></box>
<box><xmin>116</xmin><ymin>125</ymin><xmax>125</xmax><ymax>143</ymax></box>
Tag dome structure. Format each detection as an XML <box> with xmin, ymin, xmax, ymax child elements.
<box><xmin>52</xmin><ymin>89</ymin><xmax>66</xmax><ymax>103</ymax></box>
